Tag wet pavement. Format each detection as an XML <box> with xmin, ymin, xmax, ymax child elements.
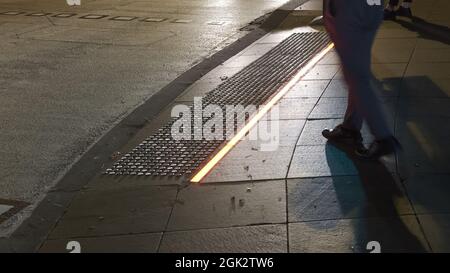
<box><xmin>0</xmin><ymin>0</ymin><xmax>295</xmax><ymax>237</ymax></box>
<box><xmin>2</xmin><ymin>0</ymin><xmax>450</xmax><ymax>253</ymax></box>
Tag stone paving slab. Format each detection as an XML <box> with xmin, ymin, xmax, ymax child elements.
<box><xmin>372</xmin><ymin>63</ymin><xmax>409</xmax><ymax>79</ymax></box>
<box><xmin>400</xmin><ymin>77</ymin><xmax>450</xmax><ymax>97</ymax></box>
<box><xmin>288</xmin><ymin>144</ymin><xmax>397</xmax><ymax>179</ymax></box>
<box><xmin>284</xmin><ymin>80</ymin><xmax>330</xmax><ymax>98</ymax></box>
<box><xmin>287</xmin><ymin>144</ymin><xmax>359</xmax><ymax>178</ymax></box>
<box><xmin>48</xmin><ymin>185</ymin><xmax>177</xmax><ymax>239</ymax></box>
<box><xmin>256</xmin><ymin>32</ymin><xmax>296</xmax><ymax>44</ymax></box>
<box><xmin>40</xmin><ymin>232</ymin><xmax>162</xmax><ymax>253</ymax></box>
<box><xmin>396</xmin><ymin>115</ymin><xmax>450</xmax><ymax>177</ymax></box>
<box><xmin>309</xmin><ymin>97</ymin><xmax>396</xmax><ymax>120</ymax></box>
<box><xmin>289</xmin><ymin>216</ymin><xmax>429</xmax><ymax>253</ymax></box>
<box><xmin>308</xmin><ymin>97</ymin><xmax>350</xmax><ymax>119</ymax></box>
<box><xmin>375</xmin><ymin>78</ymin><xmax>403</xmax><ymax>97</ymax></box>
<box><xmin>175</xmin><ymin>81</ymin><xmax>218</xmax><ymax>102</ymax></box>
<box><xmin>411</xmin><ymin>48</ymin><xmax>450</xmax><ymax>63</ymax></box>
<box><xmin>167</xmin><ymin>180</ymin><xmax>286</xmax><ymax>231</ymax></box>
<box><xmin>297</xmin><ymin>119</ymin><xmax>375</xmax><ymax>146</ymax></box>
<box><xmin>204</xmin><ymin>145</ymin><xmax>294</xmax><ymax>183</ymax></box>
<box><xmin>202</xmin><ymin>118</ymin><xmax>304</xmax><ymax>183</ymax></box>
<box><xmin>287</xmin><ymin>176</ymin><xmax>413</xmax><ymax>223</ymax></box>
<box><xmin>397</xmin><ymin>98</ymin><xmax>450</xmax><ymax>118</ymax></box>
<box><xmin>403</xmin><ymin>174</ymin><xmax>450</xmax><ymax>215</ymax></box>
<box><xmin>322</xmin><ymin>78</ymin><xmax>401</xmax><ymax>98</ymax></box>
<box><xmin>320</xmin><ymin>79</ymin><xmax>347</xmax><ymax>98</ymax></box>
<box><xmin>397</xmin><ymin>116</ymin><xmax>450</xmax><ymax>146</ymax></box>
<box><xmin>241</xmin><ymin>43</ymin><xmax>278</xmax><ymax>56</ymax></box>
<box><xmin>222</xmin><ymin>55</ymin><xmax>261</xmax><ymax>68</ymax></box>
<box><xmin>398</xmin><ymin>149</ymin><xmax>450</xmax><ymax>178</ymax></box>
<box><xmin>26</xmin><ymin>0</ymin><xmax>450</xmax><ymax>253</ymax></box>
<box><xmin>297</xmin><ymin>118</ymin><xmax>397</xmax><ymax>146</ymax></box>
<box><xmin>333</xmin><ymin>63</ymin><xmax>408</xmax><ymax>80</ymax></box>
<box><xmin>303</xmin><ymin>64</ymin><xmax>340</xmax><ymax>80</ymax></box>
<box><xmin>160</xmin><ymin>224</ymin><xmax>287</xmax><ymax>253</ymax></box>
<box><xmin>375</xmin><ymin>28</ymin><xmax>419</xmax><ymax>39</ymax></box>
<box><xmin>418</xmin><ymin>214</ymin><xmax>450</xmax><ymax>253</ymax></box>
<box><xmin>261</xmin><ymin>97</ymin><xmax>318</xmax><ymax>121</ymax></box>
<box><xmin>240</xmin><ymin>119</ymin><xmax>305</xmax><ymax>147</ymax></box>
<box><xmin>1</xmin><ymin>0</ymin><xmax>282</xmax><ymax>238</ymax></box>
<box><xmin>405</xmin><ymin>62</ymin><xmax>450</xmax><ymax>79</ymax></box>
<box><xmin>317</xmin><ymin>49</ymin><xmax>339</xmax><ymax>65</ymax></box>
<box><xmin>270</xmin><ymin>97</ymin><xmax>319</xmax><ymax>120</ymax></box>
<box><xmin>372</xmin><ymin>38</ymin><xmax>416</xmax><ymax>64</ymax></box>
<box><xmin>416</xmin><ymin>38</ymin><xmax>449</xmax><ymax>49</ymax></box>
<box><xmin>200</xmin><ymin>66</ymin><xmax>243</xmax><ymax>82</ymax></box>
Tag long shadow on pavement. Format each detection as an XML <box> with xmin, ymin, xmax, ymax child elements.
<box><xmin>325</xmin><ymin>142</ymin><xmax>428</xmax><ymax>252</ymax></box>
<box><xmin>323</xmin><ymin>74</ymin><xmax>450</xmax><ymax>252</ymax></box>
<box><xmin>394</xmin><ymin>16</ymin><xmax>450</xmax><ymax>45</ymax></box>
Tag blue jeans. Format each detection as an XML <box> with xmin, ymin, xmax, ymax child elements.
<box><xmin>324</xmin><ymin>0</ymin><xmax>392</xmax><ymax>139</ymax></box>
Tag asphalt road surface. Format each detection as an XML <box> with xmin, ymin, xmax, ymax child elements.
<box><xmin>0</xmin><ymin>0</ymin><xmax>291</xmax><ymax>236</ymax></box>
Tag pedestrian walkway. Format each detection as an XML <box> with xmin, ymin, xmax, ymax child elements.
<box><xmin>26</xmin><ymin>0</ymin><xmax>450</xmax><ymax>252</ymax></box>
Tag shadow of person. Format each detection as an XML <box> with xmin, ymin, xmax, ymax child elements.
<box><xmin>394</xmin><ymin>16</ymin><xmax>450</xmax><ymax>45</ymax></box>
<box><xmin>324</xmin><ymin>142</ymin><xmax>428</xmax><ymax>252</ymax></box>
<box><xmin>390</xmin><ymin>76</ymin><xmax>450</xmax><ymax>253</ymax></box>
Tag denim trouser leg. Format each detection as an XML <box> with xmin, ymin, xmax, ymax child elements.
<box><xmin>324</xmin><ymin>0</ymin><xmax>393</xmax><ymax>139</ymax></box>
<box><xmin>389</xmin><ymin>0</ymin><xmax>400</xmax><ymax>6</ymax></box>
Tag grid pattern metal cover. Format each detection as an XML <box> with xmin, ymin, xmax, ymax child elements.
<box><xmin>105</xmin><ymin>32</ymin><xmax>331</xmax><ymax>178</ymax></box>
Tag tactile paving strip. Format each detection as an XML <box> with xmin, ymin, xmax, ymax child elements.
<box><xmin>105</xmin><ymin>32</ymin><xmax>331</xmax><ymax>178</ymax></box>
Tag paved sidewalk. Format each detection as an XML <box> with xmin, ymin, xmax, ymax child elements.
<box><xmin>0</xmin><ymin>0</ymin><xmax>299</xmax><ymax>238</ymax></box>
<box><xmin>30</xmin><ymin>0</ymin><xmax>450</xmax><ymax>252</ymax></box>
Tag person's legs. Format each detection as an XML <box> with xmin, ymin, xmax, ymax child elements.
<box><xmin>327</xmin><ymin>0</ymin><xmax>400</xmax><ymax>158</ymax></box>
<box><xmin>322</xmin><ymin>0</ymin><xmax>364</xmax><ymax>145</ymax></box>
<box><xmin>328</xmin><ymin>0</ymin><xmax>391</xmax><ymax>139</ymax></box>
<box><xmin>397</xmin><ymin>0</ymin><xmax>413</xmax><ymax>17</ymax></box>
<box><xmin>337</xmin><ymin>42</ymin><xmax>392</xmax><ymax>140</ymax></box>
<box><xmin>388</xmin><ymin>0</ymin><xmax>400</xmax><ymax>9</ymax></box>
<box><xmin>385</xmin><ymin>0</ymin><xmax>399</xmax><ymax>19</ymax></box>
<box><xmin>341</xmin><ymin>73</ymin><xmax>364</xmax><ymax>132</ymax></box>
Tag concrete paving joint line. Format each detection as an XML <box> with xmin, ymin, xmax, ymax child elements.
<box><xmin>0</xmin><ymin>0</ymin><xmax>310</xmax><ymax>253</ymax></box>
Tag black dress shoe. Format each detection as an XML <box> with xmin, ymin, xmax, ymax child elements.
<box><xmin>322</xmin><ymin>124</ymin><xmax>363</xmax><ymax>145</ymax></box>
<box><xmin>384</xmin><ymin>9</ymin><xmax>396</xmax><ymax>20</ymax></box>
<box><xmin>396</xmin><ymin>6</ymin><xmax>413</xmax><ymax>17</ymax></box>
<box><xmin>356</xmin><ymin>136</ymin><xmax>402</xmax><ymax>159</ymax></box>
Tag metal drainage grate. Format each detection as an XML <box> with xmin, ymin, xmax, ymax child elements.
<box><xmin>105</xmin><ymin>32</ymin><xmax>331</xmax><ymax>178</ymax></box>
